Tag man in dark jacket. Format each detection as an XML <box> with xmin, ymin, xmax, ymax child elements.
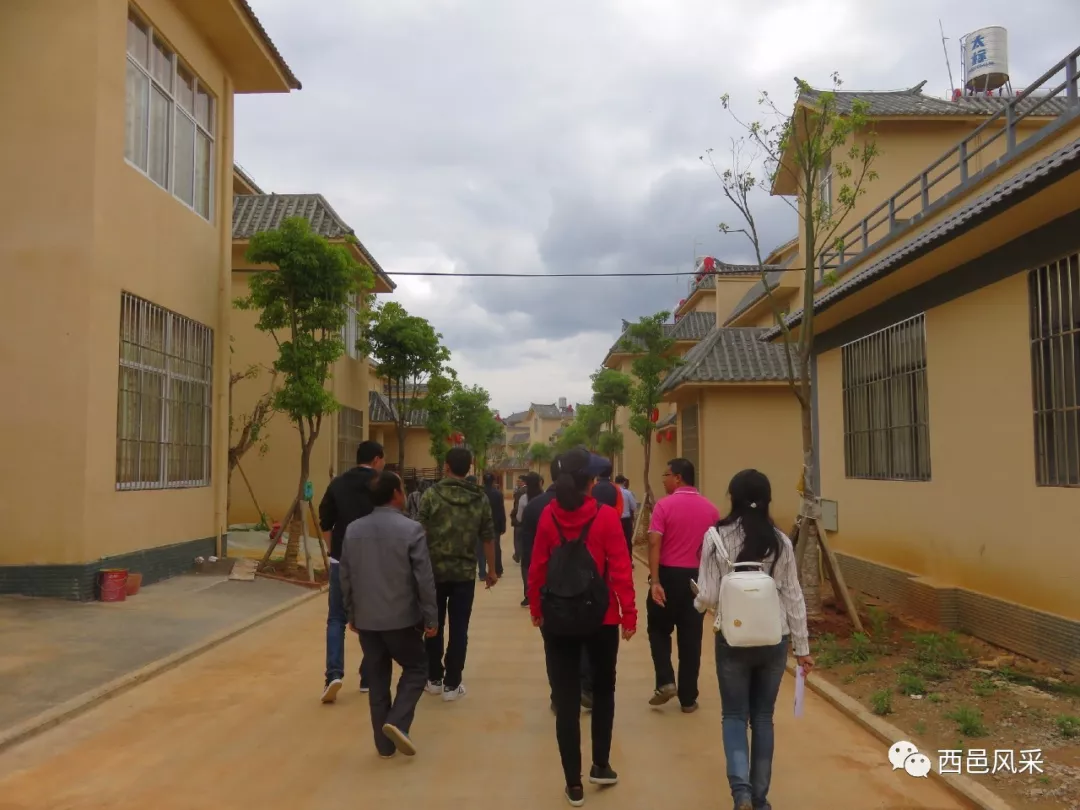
<box><xmin>318</xmin><ymin>440</ymin><xmax>385</xmax><ymax>703</ymax></box>
<box><xmin>418</xmin><ymin>447</ymin><xmax>497</xmax><ymax>701</ymax></box>
<box><xmin>340</xmin><ymin>471</ymin><xmax>437</xmax><ymax>758</ymax></box>
<box><xmin>479</xmin><ymin>472</ymin><xmax>506</xmax><ymax>580</ymax></box>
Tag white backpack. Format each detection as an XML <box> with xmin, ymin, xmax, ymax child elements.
<box><xmin>714</xmin><ymin>559</ymin><xmax>783</xmax><ymax>648</ymax></box>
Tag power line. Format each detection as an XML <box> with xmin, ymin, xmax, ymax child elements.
<box><xmin>386</xmin><ymin>270</ymin><xmax>700</xmax><ymax>278</ymax></box>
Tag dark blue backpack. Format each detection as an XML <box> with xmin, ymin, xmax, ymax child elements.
<box><xmin>541</xmin><ymin>507</ymin><xmax>609</xmax><ymax>637</ymax></box>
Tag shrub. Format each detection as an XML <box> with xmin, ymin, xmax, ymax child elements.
<box><xmin>1056</xmin><ymin>714</ymin><xmax>1080</xmax><ymax>739</ymax></box>
<box><xmin>897</xmin><ymin>673</ymin><xmax>927</xmax><ymax>696</ymax></box>
<box><xmin>947</xmin><ymin>706</ymin><xmax>988</xmax><ymax>737</ymax></box>
<box><xmin>870</xmin><ymin>690</ymin><xmax>893</xmax><ymax>716</ymax></box>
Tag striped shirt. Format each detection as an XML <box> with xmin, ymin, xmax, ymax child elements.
<box><xmin>693</xmin><ymin>521</ymin><xmax>810</xmax><ymax>656</ymax></box>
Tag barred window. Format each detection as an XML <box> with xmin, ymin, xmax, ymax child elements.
<box><xmin>842</xmin><ymin>313</ymin><xmax>931</xmax><ymax>481</ymax></box>
<box><xmin>336</xmin><ymin>406</ymin><xmax>365</xmax><ymax>476</ymax></box>
<box><xmin>1030</xmin><ymin>254</ymin><xmax>1080</xmax><ymax>487</ymax></box>
<box><xmin>117</xmin><ymin>293</ymin><xmax>213</xmax><ymax>489</ymax></box>
<box><xmin>680</xmin><ymin>403</ymin><xmax>700</xmax><ymax>476</ymax></box>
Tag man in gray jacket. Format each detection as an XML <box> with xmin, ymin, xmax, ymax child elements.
<box><xmin>340</xmin><ymin>470</ymin><xmax>438</xmax><ymax>758</ymax></box>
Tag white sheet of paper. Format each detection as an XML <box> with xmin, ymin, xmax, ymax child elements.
<box><xmin>794</xmin><ymin>666</ymin><xmax>806</xmax><ymax>718</ymax></box>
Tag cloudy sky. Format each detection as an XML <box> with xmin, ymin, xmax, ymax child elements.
<box><xmin>236</xmin><ymin>1</ymin><xmax>1080</xmax><ymax>415</ymax></box>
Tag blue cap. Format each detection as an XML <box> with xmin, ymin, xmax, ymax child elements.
<box><xmin>584</xmin><ymin>453</ymin><xmax>611</xmax><ymax>478</ymax></box>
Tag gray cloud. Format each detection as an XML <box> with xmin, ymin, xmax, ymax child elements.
<box><xmin>238</xmin><ymin>0</ymin><xmax>1080</xmax><ymax>411</ymax></box>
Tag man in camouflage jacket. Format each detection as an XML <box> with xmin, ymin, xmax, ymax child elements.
<box><xmin>418</xmin><ymin>447</ymin><xmax>497</xmax><ymax>701</ymax></box>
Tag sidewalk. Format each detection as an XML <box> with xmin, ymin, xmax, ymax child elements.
<box><xmin>0</xmin><ymin>573</ymin><xmax>306</xmax><ymax>732</ymax></box>
<box><xmin>0</xmin><ymin>559</ymin><xmax>967</xmax><ymax>809</ymax></box>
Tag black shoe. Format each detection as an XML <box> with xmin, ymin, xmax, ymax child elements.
<box><xmin>513</xmin><ymin>554</ymin><xmax>521</xmax><ymax>563</ymax></box>
<box><xmin>581</xmin><ymin>692</ymin><xmax>593</xmax><ymax>711</ymax></box>
<box><xmin>520</xmin><ymin>597</ymin><xmax>529</xmax><ymax>607</ymax></box>
<box><xmin>589</xmin><ymin>764</ymin><xmax>618</xmax><ymax>786</ymax></box>
<box><xmin>565</xmin><ymin>785</ymin><xmax>585</xmax><ymax>806</ymax></box>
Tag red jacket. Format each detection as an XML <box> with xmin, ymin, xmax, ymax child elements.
<box><xmin>527</xmin><ymin>496</ymin><xmax>637</xmax><ymax>632</ymax></box>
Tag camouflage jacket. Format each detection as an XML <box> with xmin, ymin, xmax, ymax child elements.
<box><xmin>418</xmin><ymin>477</ymin><xmax>495</xmax><ymax>583</ymax></box>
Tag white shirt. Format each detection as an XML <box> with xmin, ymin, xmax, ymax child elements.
<box><xmin>516</xmin><ymin>493</ymin><xmax>529</xmax><ymax>523</ymax></box>
<box><xmin>693</xmin><ymin>521</ymin><xmax>810</xmax><ymax>656</ymax></box>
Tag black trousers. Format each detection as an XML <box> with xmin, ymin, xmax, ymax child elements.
<box><xmin>544</xmin><ymin>624</ymin><xmax>620</xmax><ymax>787</ymax></box>
<box><xmin>477</xmin><ymin>535</ymin><xmax>504</xmax><ymax>578</ymax></box>
<box><xmin>647</xmin><ymin>565</ymin><xmax>704</xmax><ymax>707</ymax></box>
<box><xmin>425</xmin><ymin>580</ymin><xmax>476</xmax><ymax>689</ymax></box>
<box><xmin>620</xmin><ymin>517</ymin><xmax>634</xmax><ymax>557</ymax></box>
<box><xmin>520</xmin><ymin>530</ymin><xmax>533</xmax><ymax>598</ymax></box>
<box><xmin>358</xmin><ymin>627</ymin><xmax>428</xmax><ymax>756</ymax></box>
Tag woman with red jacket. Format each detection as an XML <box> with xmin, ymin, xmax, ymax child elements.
<box><xmin>528</xmin><ymin>447</ymin><xmax>637</xmax><ymax>807</ymax></box>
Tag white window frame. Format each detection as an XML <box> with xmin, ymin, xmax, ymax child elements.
<box><xmin>342</xmin><ymin>298</ymin><xmax>361</xmax><ymax>360</ymax></box>
<box><xmin>125</xmin><ymin>5</ymin><xmax>216</xmax><ymax>220</ymax></box>
<box><xmin>818</xmin><ymin>150</ymin><xmax>833</xmax><ymax>214</ymax></box>
<box><xmin>116</xmin><ymin>292</ymin><xmax>214</xmax><ymax>490</ymax></box>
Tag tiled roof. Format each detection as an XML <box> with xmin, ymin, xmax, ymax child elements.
<box><xmin>530</xmin><ymin>403</ymin><xmax>563</xmax><ymax>419</ymax></box>
<box><xmin>234</xmin><ymin>194</ymin><xmax>353</xmax><ymax>240</ymax></box>
<box><xmin>236</xmin><ymin>0</ymin><xmax>302</xmax><ymax>90</ymax></box>
<box><xmin>662</xmin><ymin>328</ymin><xmax>796</xmax><ymax>390</ymax></box>
<box><xmin>508</xmin><ymin>432</ymin><xmax>531</xmax><ymax>445</ymax></box>
<box><xmin>656</xmin><ymin>412</ymin><xmax>677</xmax><ymax>429</ymax></box>
<box><xmin>369</xmin><ymin>391</ymin><xmax>427</xmax><ymax>425</ymax></box>
<box><xmin>800</xmin><ymin>81</ymin><xmax>1069</xmax><ymax>118</ymax></box>
<box><xmin>669</xmin><ymin>311</ymin><xmax>716</xmax><ymax>341</ymax></box>
<box><xmin>503</xmin><ymin>411</ymin><xmax>529</xmax><ymax>425</ymax></box>
<box><xmin>764</xmin><ymin>135</ymin><xmax>1080</xmax><ymax>340</ymax></box>
<box><xmin>233</xmin><ymin>194</ymin><xmax>395</xmax><ymax>290</ymax></box>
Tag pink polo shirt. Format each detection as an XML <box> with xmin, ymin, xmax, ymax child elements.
<box><xmin>649</xmin><ymin>487</ymin><xmax>720</xmax><ymax>568</ymax></box>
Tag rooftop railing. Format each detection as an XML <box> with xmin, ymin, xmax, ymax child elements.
<box><xmin>819</xmin><ymin>45</ymin><xmax>1080</xmax><ymax>277</ymax></box>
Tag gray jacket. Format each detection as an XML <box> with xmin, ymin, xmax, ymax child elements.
<box><xmin>339</xmin><ymin>506</ymin><xmax>438</xmax><ymax>632</ymax></box>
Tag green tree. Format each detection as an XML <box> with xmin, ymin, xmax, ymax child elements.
<box><xmin>619</xmin><ymin>312</ymin><xmax>681</xmax><ymax>507</ymax></box>
<box><xmin>707</xmin><ymin>73</ymin><xmax>878</xmax><ymax>620</ymax></box>
<box><xmin>359</xmin><ymin>301</ymin><xmax>452</xmax><ymax>472</ymax></box>
<box><xmin>450</xmin><ymin>384</ymin><xmax>502</xmax><ymax>474</ymax></box>
<box><xmin>423</xmin><ymin>372</ymin><xmax>456</xmax><ymax>468</ymax></box>
<box><xmin>235</xmin><ymin>217</ymin><xmax>373</xmax><ymax>576</ymax></box>
<box><xmin>590</xmin><ymin>368</ymin><xmax>633</xmax><ymax>460</ymax></box>
<box><xmin>527</xmin><ymin>441</ymin><xmax>554</xmax><ymax>474</ymax></box>
<box><xmin>553</xmin><ymin>419</ymin><xmax>590</xmax><ymax>453</ymax></box>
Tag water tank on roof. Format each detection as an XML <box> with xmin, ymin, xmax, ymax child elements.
<box><xmin>963</xmin><ymin>26</ymin><xmax>1009</xmax><ymax>93</ymax></box>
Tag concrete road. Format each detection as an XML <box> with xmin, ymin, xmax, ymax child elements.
<box><xmin>0</xmin><ymin>563</ymin><xmax>967</xmax><ymax>810</ymax></box>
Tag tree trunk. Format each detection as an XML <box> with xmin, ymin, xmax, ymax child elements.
<box><xmin>397</xmin><ymin>422</ymin><xmax>407</xmax><ymax>475</ymax></box>
<box><xmin>285</xmin><ymin>436</ymin><xmax>314</xmax><ymax>577</ymax></box>
<box><xmin>797</xmin><ymin>397</ymin><xmax>824</xmax><ymax>619</ymax></box>
<box><xmin>642</xmin><ymin>428</ymin><xmax>654</xmax><ymax>507</ymax></box>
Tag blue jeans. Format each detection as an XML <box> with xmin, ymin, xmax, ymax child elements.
<box><xmin>715</xmin><ymin>634</ymin><xmax>789</xmax><ymax>809</ymax></box>
<box><xmin>326</xmin><ymin>563</ymin><xmax>367</xmax><ymax>686</ymax></box>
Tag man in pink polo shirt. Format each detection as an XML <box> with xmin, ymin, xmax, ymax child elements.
<box><xmin>646</xmin><ymin>458</ymin><xmax>720</xmax><ymax>712</ymax></box>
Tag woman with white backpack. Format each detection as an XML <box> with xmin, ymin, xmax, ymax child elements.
<box><xmin>693</xmin><ymin>469</ymin><xmax>813</xmax><ymax>810</ymax></box>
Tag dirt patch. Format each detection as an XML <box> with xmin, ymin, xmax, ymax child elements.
<box><xmin>810</xmin><ymin>596</ymin><xmax>1080</xmax><ymax>810</ymax></box>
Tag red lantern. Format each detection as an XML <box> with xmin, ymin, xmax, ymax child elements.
<box><xmin>656</xmin><ymin>432</ymin><xmax>663</xmax><ymax>444</ymax></box>
<box><xmin>703</xmin><ymin>256</ymin><xmax>715</xmax><ymax>272</ymax></box>
<box><xmin>650</xmin><ymin>408</ymin><xmax>659</xmax><ymax>423</ymax></box>
<box><xmin>667</xmin><ymin>428</ymin><xmax>676</xmax><ymax>441</ymax></box>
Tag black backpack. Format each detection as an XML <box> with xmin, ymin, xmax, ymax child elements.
<box><xmin>540</xmin><ymin>507</ymin><xmax>609</xmax><ymax>637</ymax></box>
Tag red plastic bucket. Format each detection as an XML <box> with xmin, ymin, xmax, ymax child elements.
<box><xmin>98</xmin><ymin>569</ymin><xmax>128</xmax><ymax>602</ymax></box>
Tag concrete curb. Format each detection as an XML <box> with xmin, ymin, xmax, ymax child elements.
<box><xmin>632</xmin><ymin>549</ymin><xmax>1008</xmax><ymax>809</ymax></box>
<box><xmin>0</xmin><ymin>584</ymin><xmax>327</xmax><ymax>756</ymax></box>
<box><xmin>787</xmin><ymin>660</ymin><xmax>1012</xmax><ymax>810</ymax></box>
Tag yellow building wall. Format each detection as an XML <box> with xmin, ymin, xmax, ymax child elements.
<box><xmin>693</xmin><ymin>387</ymin><xmax>803</xmax><ymax>530</ymax></box>
<box><xmin>371</xmin><ymin>425</ymin><xmax>438</xmax><ymax>472</ymax></box>
<box><xmin>816</xmin><ymin>273</ymin><xmax>1079</xmax><ymax>620</ymax></box>
<box><xmin>2</xmin><ymin>0</ymin><xmax>233</xmax><ymax>565</ymax></box>
<box><xmin>713</xmin><ymin>278</ymin><xmax>758</xmax><ymax>324</ymax></box>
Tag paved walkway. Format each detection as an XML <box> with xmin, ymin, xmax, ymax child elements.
<box><xmin>0</xmin><ymin>574</ymin><xmax>302</xmax><ymax>730</ymax></box>
<box><xmin>0</xmin><ymin>563</ymin><xmax>967</xmax><ymax>810</ymax></box>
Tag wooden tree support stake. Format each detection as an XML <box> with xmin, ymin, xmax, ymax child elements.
<box><xmin>258</xmin><ymin>495</ymin><xmax>300</xmax><ymax>570</ymax></box>
<box><xmin>300</xmin><ymin>511</ymin><xmax>315</xmax><ymax>583</ymax></box>
<box><xmin>814</xmin><ymin>517</ymin><xmax>864</xmax><ymax>634</ymax></box>
<box><xmin>235</xmin><ymin>460</ymin><xmax>266</xmax><ymax>525</ymax></box>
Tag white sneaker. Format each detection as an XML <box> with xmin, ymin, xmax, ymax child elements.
<box><xmin>425</xmin><ymin>680</ymin><xmax>444</xmax><ymax>695</ymax></box>
<box><xmin>442</xmin><ymin>684</ymin><xmax>467</xmax><ymax>702</ymax></box>
<box><xmin>321</xmin><ymin>679</ymin><xmax>343</xmax><ymax>704</ymax></box>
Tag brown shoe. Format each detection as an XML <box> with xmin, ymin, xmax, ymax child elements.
<box><xmin>649</xmin><ymin>683</ymin><xmax>677</xmax><ymax>706</ymax></box>
<box><xmin>681</xmin><ymin>702</ymin><xmax>699</xmax><ymax>714</ymax></box>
